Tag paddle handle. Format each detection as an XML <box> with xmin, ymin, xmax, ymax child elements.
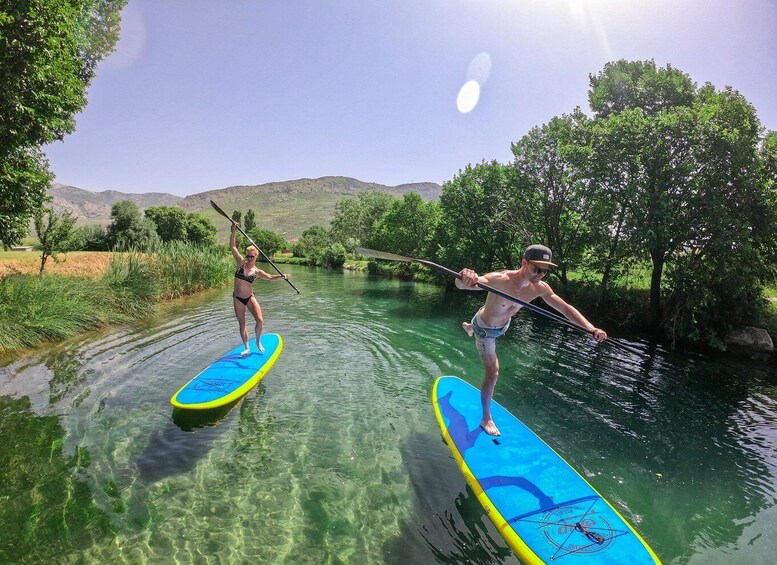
<box><xmin>211</xmin><ymin>200</ymin><xmax>300</xmax><ymax>294</ymax></box>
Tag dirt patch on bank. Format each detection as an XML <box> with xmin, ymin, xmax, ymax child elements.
<box><xmin>0</xmin><ymin>252</ymin><xmax>112</xmax><ymax>278</ymax></box>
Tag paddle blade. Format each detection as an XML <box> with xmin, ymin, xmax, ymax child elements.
<box><xmin>210</xmin><ymin>200</ymin><xmax>231</xmax><ymax>220</ymax></box>
<box><xmin>354</xmin><ymin>247</ymin><xmax>414</xmax><ymax>262</ymax></box>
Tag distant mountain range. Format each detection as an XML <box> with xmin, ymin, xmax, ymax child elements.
<box><xmin>49</xmin><ymin>176</ymin><xmax>442</xmax><ymax>240</ymax></box>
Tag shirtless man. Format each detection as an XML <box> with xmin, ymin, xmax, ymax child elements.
<box><xmin>456</xmin><ymin>244</ymin><xmax>607</xmax><ymax>435</ymax></box>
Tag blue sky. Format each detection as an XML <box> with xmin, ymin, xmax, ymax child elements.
<box><xmin>45</xmin><ymin>0</ymin><xmax>777</xmax><ymax>197</ymax></box>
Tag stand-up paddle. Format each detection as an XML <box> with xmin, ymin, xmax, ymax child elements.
<box><xmin>355</xmin><ymin>247</ymin><xmax>645</xmax><ymax>357</ymax></box>
<box><xmin>211</xmin><ymin>200</ymin><xmax>300</xmax><ymax>294</ymax></box>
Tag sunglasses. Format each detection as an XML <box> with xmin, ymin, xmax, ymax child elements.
<box><xmin>528</xmin><ymin>261</ymin><xmax>549</xmax><ymax>275</ymax></box>
<box><xmin>246</xmin><ymin>255</ymin><xmax>257</xmax><ymax>259</ymax></box>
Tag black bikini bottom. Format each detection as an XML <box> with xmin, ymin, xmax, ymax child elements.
<box><xmin>233</xmin><ymin>294</ymin><xmax>253</xmax><ymax>306</ymax></box>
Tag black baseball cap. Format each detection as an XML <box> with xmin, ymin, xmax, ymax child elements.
<box><xmin>523</xmin><ymin>244</ymin><xmax>557</xmax><ymax>268</ymax></box>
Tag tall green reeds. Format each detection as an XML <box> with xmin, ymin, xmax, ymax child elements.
<box><xmin>0</xmin><ymin>274</ymin><xmax>126</xmax><ymax>352</ymax></box>
<box><xmin>150</xmin><ymin>241</ymin><xmax>234</xmax><ymax>299</ymax></box>
<box><xmin>0</xmin><ymin>243</ymin><xmax>234</xmax><ymax>354</ymax></box>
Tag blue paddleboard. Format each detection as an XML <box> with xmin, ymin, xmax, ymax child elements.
<box><xmin>432</xmin><ymin>376</ymin><xmax>661</xmax><ymax>564</ymax></box>
<box><xmin>170</xmin><ymin>334</ymin><xmax>283</xmax><ymax>410</ymax></box>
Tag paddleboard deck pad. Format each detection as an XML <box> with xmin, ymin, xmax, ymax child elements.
<box><xmin>432</xmin><ymin>376</ymin><xmax>661</xmax><ymax>564</ymax></box>
<box><xmin>171</xmin><ymin>334</ymin><xmax>283</xmax><ymax>410</ymax></box>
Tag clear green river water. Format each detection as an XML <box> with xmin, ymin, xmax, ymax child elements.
<box><xmin>1</xmin><ymin>265</ymin><xmax>776</xmax><ymax>564</ymax></box>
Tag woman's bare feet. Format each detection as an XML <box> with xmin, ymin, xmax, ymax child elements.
<box><xmin>240</xmin><ymin>348</ymin><xmax>251</xmax><ymax>357</ymax></box>
<box><xmin>462</xmin><ymin>322</ymin><xmax>474</xmax><ymax>337</ymax></box>
<box><xmin>480</xmin><ymin>418</ymin><xmax>500</xmax><ymax>436</ymax></box>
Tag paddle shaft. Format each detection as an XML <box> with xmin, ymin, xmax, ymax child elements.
<box><xmin>211</xmin><ymin>200</ymin><xmax>300</xmax><ymax>294</ymax></box>
<box><xmin>356</xmin><ymin>247</ymin><xmax>644</xmax><ymax>357</ymax></box>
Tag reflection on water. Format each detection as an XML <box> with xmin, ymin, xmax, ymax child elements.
<box><xmin>0</xmin><ymin>265</ymin><xmax>776</xmax><ymax>563</ymax></box>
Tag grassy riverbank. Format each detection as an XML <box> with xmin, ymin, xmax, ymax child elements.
<box><xmin>0</xmin><ymin>244</ymin><xmax>233</xmax><ymax>353</ymax></box>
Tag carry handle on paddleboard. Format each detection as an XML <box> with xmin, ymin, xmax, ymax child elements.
<box><xmin>211</xmin><ymin>200</ymin><xmax>300</xmax><ymax>294</ymax></box>
<box><xmin>355</xmin><ymin>247</ymin><xmax>645</xmax><ymax>358</ymax></box>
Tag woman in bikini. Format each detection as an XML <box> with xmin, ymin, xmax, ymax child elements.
<box><xmin>230</xmin><ymin>221</ymin><xmax>289</xmax><ymax>357</ymax></box>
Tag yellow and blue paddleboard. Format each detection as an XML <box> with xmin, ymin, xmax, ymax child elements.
<box><xmin>171</xmin><ymin>334</ymin><xmax>283</xmax><ymax>410</ymax></box>
<box><xmin>432</xmin><ymin>376</ymin><xmax>661</xmax><ymax>564</ymax></box>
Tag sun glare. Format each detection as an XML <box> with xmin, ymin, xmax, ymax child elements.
<box><xmin>457</xmin><ymin>80</ymin><xmax>481</xmax><ymax>114</ymax></box>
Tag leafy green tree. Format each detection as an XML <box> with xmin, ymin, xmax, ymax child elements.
<box><xmin>660</xmin><ymin>88</ymin><xmax>777</xmax><ymax>345</ymax></box>
<box><xmin>244</xmin><ymin>209</ymin><xmax>257</xmax><ymax>232</ymax></box>
<box><xmin>367</xmin><ymin>193</ymin><xmax>440</xmax><ymax>259</ymax></box>
<box><xmin>321</xmin><ymin>242</ymin><xmax>347</xmax><ymax>268</ymax></box>
<box><xmin>63</xmin><ymin>224</ymin><xmax>108</xmax><ymax>251</ymax></box>
<box><xmin>329</xmin><ymin>192</ymin><xmax>396</xmax><ymax>248</ymax></box>
<box><xmin>438</xmin><ymin>161</ymin><xmax>530</xmax><ymax>274</ymax></box>
<box><xmin>0</xmin><ymin>0</ymin><xmax>126</xmax><ymax>248</ymax></box>
<box><xmin>588</xmin><ymin>59</ymin><xmax>696</xmax><ymax>118</ymax></box>
<box><xmin>33</xmin><ymin>208</ymin><xmax>76</xmax><ymax>273</ymax></box>
<box><xmin>0</xmin><ymin>148</ymin><xmax>52</xmax><ymax>249</ymax></box>
<box><xmin>293</xmin><ymin>225</ymin><xmax>330</xmax><ymax>265</ymax></box>
<box><xmin>185</xmin><ymin>213</ymin><xmax>217</xmax><ymax>246</ymax></box>
<box><xmin>586</xmin><ymin>61</ymin><xmax>775</xmax><ymax>338</ymax></box>
<box><xmin>145</xmin><ymin>207</ymin><xmax>188</xmax><ymax>242</ymax></box>
<box><xmin>105</xmin><ymin>201</ymin><xmax>158</xmax><ymax>250</ymax></box>
<box><xmin>247</xmin><ymin>227</ymin><xmax>286</xmax><ymax>256</ymax></box>
<box><xmin>144</xmin><ymin>206</ymin><xmax>216</xmax><ymax>246</ymax></box>
<box><xmin>586</xmin><ymin>61</ymin><xmax>699</xmax><ymax>325</ymax></box>
<box><xmin>511</xmin><ymin>109</ymin><xmax>596</xmax><ymax>285</ymax></box>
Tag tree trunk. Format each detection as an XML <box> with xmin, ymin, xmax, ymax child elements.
<box><xmin>648</xmin><ymin>249</ymin><xmax>665</xmax><ymax>329</ymax></box>
<box><xmin>599</xmin><ymin>206</ymin><xmax>626</xmax><ymax>306</ymax></box>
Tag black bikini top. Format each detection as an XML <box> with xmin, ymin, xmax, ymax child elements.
<box><xmin>234</xmin><ymin>264</ymin><xmax>257</xmax><ymax>283</ymax></box>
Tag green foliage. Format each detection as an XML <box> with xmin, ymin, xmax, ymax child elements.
<box><xmin>145</xmin><ymin>206</ymin><xmax>217</xmax><ymax>246</ymax></box>
<box><xmin>511</xmin><ymin>109</ymin><xmax>597</xmax><ymax>284</ymax></box>
<box><xmin>0</xmin><ymin>0</ymin><xmax>126</xmax><ymax>247</ymax></box>
<box><xmin>247</xmin><ymin>227</ymin><xmax>287</xmax><ymax>256</ymax></box>
<box><xmin>588</xmin><ymin>59</ymin><xmax>696</xmax><ymax>118</ymax></box>
<box><xmin>0</xmin><ymin>241</ymin><xmax>235</xmax><ymax>353</ymax></box>
<box><xmin>0</xmin><ymin>147</ymin><xmax>52</xmax><ymax>249</ymax></box>
<box><xmin>63</xmin><ymin>224</ymin><xmax>108</xmax><ymax>251</ymax></box>
<box><xmin>102</xmin><ymin>251</ymin><xmax>161</xmax><ymax>317</ymax></box>
<box><xmin>582</xmin><ymin>63</ymin><xmax>775</xmax><ymax>331</ymax></box>
<box><xmin>145</xmin><ymin>206</ymin><xmax>188</xmax><ymax>242</ymax></box>
<box><xmin>367</xmin><ymin>193</ymin><xmax>440</xmax><ymax>259</ymax></box>
<box><xmin>321</xmin><ymin>242</ymin><xmax>347</xmax><ymax>268</ymax></box>
<box><xmin>244</xmin><ymin>209</ymin><xmax>257</xmax><ymax>232</ymax></box>
<box><xmin>293</xmin><ymin>225</ymin><xmax>331</xmax><ymax>264</ymax></box>
<box><xmin>105</xmin><ymin>200</ymin><xmax>159</xmax><ymax>250</ymax></box>
<box><xmin>662</xmin><ymin>245</ymin><xmax>771</xmax><ymax>349</ymax></box>
<box><xmin>0</xmin><ymin>274</ymin><xmax>125</xmax><ymax>352</ymax></box>
<box><xmin>33</xmin><ymin>207</ymin><xmax>77</xmax><ymax>273</ymax></box>
<box><xmin>329</xmin><ymin>191</ymin><xmax>397</xmax><ymax>249</ymax></box>
<box><xmin>438</xmin><ymin>161</ymin><xmax>528</xmax><ymax>273</ymax></box>
<box><xmin>148</xmin><ymin>241</ymin><xmax>234</xmax><ymax>299</ymax></box>
<box><xmin>185</xmin><ymin>213</ymin><xmax>217</xmax><ymax>246</ymax></box>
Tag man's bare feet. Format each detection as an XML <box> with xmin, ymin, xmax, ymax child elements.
<box><xmin>462</xmin><ymin>322</ymin><xmax>474</xmax><ymax>337</ymax></box>
<box><xmin>480</xmin><ymin>419</ymin><xmax>501</xmax><ymax>436</ymax></box>
<box><xmin>257</xmin><ymin>342</ymin><xmax>265</xmax><ymax>354</ymax></box>
<box><xmin>240</xmin><ymin>348</ymin><xmax>251</xmax><ymax>357</ymax></box>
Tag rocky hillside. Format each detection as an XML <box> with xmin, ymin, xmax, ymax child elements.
<box><xmin>49</xmin><ymin>176</ymin><xmax>442</xmax><ymax>239</ymax></box>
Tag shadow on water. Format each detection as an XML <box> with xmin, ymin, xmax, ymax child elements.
<box><xmin>383</xmin><ymin>432</ymin><xmax>518</xmax><ymax>565</ymax></box>
<box><xmin>137</xmin><ymin>391</ymin><xmax>261</xmax><ymax>484</ymax></box>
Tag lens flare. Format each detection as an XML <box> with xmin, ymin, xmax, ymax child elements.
<box><xmin>467</xmin><ymin>52</ymin><xmax>492</xmax><ymax>86</ymax></box>
<box><xmin>457</xmin><ymin>80</ymin><xmax>481</xmax><ymax>113</ymax></box>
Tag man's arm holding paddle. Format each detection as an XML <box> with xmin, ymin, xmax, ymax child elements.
<box><xmin>456</xmin><ymin>266</ymin><xmax>607</xmax><ymax>342</ymax></box>
<box><xmin>540</xmin><ymin>289</ymin><xmax>607</xmax><ymax>342</ymax></box>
